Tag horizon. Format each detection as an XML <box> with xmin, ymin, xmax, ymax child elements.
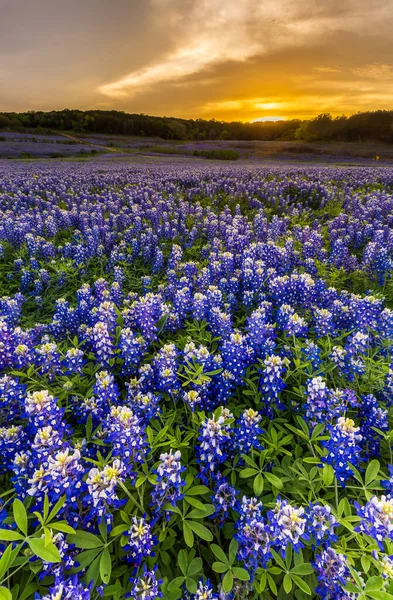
<box><xmin>2</xmin><ymin>107</ymin><xmax>393</xmax><ymax>127</ymax></box>
<box><xmin>1</xmin><ymin>0</ymin><xmax>393</xmax><ymax>121</ymax></box>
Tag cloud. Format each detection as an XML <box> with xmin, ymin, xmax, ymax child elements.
<box><xmin>313</xmin><ymin>66</ymin><xmax>342</xmax><ymax>73</ymax></box>
<box><xmin>99</xmin><ymin>0</ymin><xmax>390</xmax><ymax>100</ymax></box>
<box><xmin>352</xmin><ymin>63</ymin><xmax>393</xmax><ymax>79</ymax></box>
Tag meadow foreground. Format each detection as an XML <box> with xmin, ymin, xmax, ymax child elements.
<box><xmin>0</xmin><ymin>161</ymin><xmax>393</xmax><ymax>599</ymax></box>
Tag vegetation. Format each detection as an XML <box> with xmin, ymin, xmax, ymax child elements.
<box><xmin>1</xmin><ymin>108</ymin><xmax>393</xmax><ymax>143</ymax></box>
<box><xmin>1</xmin><ymin>163</ymin><xmax>393</xmax><ymax>599</ymax></box>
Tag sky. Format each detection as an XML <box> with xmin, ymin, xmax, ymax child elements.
<box><xmin>1</xmin><ymin>0</ymin><xmax>393</xmax><ymax>122</ymax></box>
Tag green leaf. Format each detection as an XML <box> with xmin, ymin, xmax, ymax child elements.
<box><xmin>162</xmin><ymin>503</ymin><xmax>182</xmax><ymax>515</ymax></box>
<box><xmin>187</xmin><ymin>557</ymin><xmax>202</xmax><ymax>576</ymax></box>
<box><xmin>322</xmin><ymin>463</ymin><xmax>334</xmax><ymax>486</ymax></box>
<box><xmin>228</xmin><ymin>539</ymin><xmax>238</xmax><ymax>564</ymax></box>
<box><xmin>13</xmin><ymin>499</ymin><xmax>27</xmax><ymax>536</ymax></box>
<box><xmin>28</xmin><ymin>538</ymin><xmax>61</xmax><ymax>563</ymax></box>
<box><xmin>365</xmin><ymin>576</ymin><xmax>384</xmax><ymax>591</ymax></box>
<box><xmin>178</xmin><ymin>549</ymin><xmax>188</xmax><ymax>576</ymax></box>
<box><xmin>18</xmin><ymin>583</ymin><xmax>38</xmax><ymax>600</ymax></box>
<box><xmin>100</xmin><ymin>548</ymin><xmax>112</xmax><ymax>584</ymax></box>
<box><xmin>285</xmin><ymin>543</ymin><xmax>292</xmax><ymax>570</ymax></box>
<box><xmin>47</xmin><ymin>496</ymin><xmax>66</xmax><ymax>523</ymax></box>
<box><xmin>291</xmin><ymin>563</ymin><xmax>314</xmax><ymax>575</ymax></box>
<box><xmin>48</xmin><ymin>521</ymin><xmax>75</xmax><ymax>535</ymax></box>
<box><xmin>98</xmin><ymin>519</ymin><xmax>108</xmax><ymax>543</ymax></box>
<box><xmin>283</xmin><ymin>573</ymin><xmax>292</xmax><ymax>594</ymax></box>
<box><xmin>253</xmin><ymin>473</ymin><xmax>264</xmax><ymax>496</ymax></box>
<box><xmin>86</xmin><ymin>554</ymin><xmax>101</xmax><ymax>585</ymax></box>
<box><xmin>303</xmin><ymin>457</ymin><xmax>320</xmax><ymax>464</ymax></box>
<box><xmin>186</xmin><ymin>506</ymin><xmax>215</xmax><ymax>519</ymax></box>
<box><xmin>365</xmin><ymin>460</ymin><xmax>380</xmax><ymax>486</ymax></box>
<box><xmin>183</xmin><ymin>522</ymin><xmax>194</xmax><ymax>547</ymax></box>
<box><xmin>0</xmin><ymin>530</ymin><xmax>23</xmax><ymax>542</ymax></box>
<box><xmin>74</xmin><ymin>548</ymin><xmax>101</xmax><ymax>568</ymax></box>
<box><xmin>168</xmin><ymin>578</ymin><xmax>185</xmax><ymax>592</ymax></box>
<box><xmin>240</xmin><ymin>468</ymin><xmax>258</xmax><ymax>479</ymax></box>
<box><xmin>212</xmin><ymin>562</ymin><xmax>229</xmax><ymax>573</ymax></box>
<box><xmin>184</xmin><ymin>497</ymin><xmax>206</xmax><ymax>510</ymax></box>
<box><xmin>264</xmin><ymin>472</ymin><xmax>283</xmax><ymax>489</ymax></box>
<box><xmin>185</xmin><ymin>486</ymin><xmax>210</xmax><ymax>496</ymax></box>
<box><xmin>232</xmin><ymin>567</ymin><xmax>250</xmax><ymax>581</ymax></box>
<box><xmin>0</xmin><ymin>545</ymin><xmax>13</xmax><ymax>580</ymax></box>
<box><xmin>271</xmin><ymin>549</ymin><xmax>286</xmax><ymax>571</ymax></box>
<box><xmin>68</xmin><ymin>531</ymin><xmax>104</xmax><ymax>549</ymax></box>
<box><xmin>267</xmin><ymin>573</ymin><xmax>277</xmax><ymax>596</ymax></box>
<box><xmin>291</xmin><ymin>574</ymin><xmax>311</xmax><ymax>595</ymax></box>
<box><xmin>367</xmin><ymin>592</ymin><xmax>393</xmax><ymax>600</ymax></box>
<box><xmin>187</xmin><ymin>521</ymin><xmax>213</xmax><ymax>541</ymax></box>
<box><xmin>222</xmin><ymin>571</ymin><xmax>234</xmax><ymax>594</ymax></box>
<box><xmin>0</xmin><ymin>588</ymin><xmax>12</xmax><ymax>600</ymax></box>
<box><xmin>185</xmin><ymin>578</ymin><xmax>198</xmax><ymax>594</ymax></box>
<box><xmin>211</xmin><ymin>544</ymin><xmax>229</xmax><ymax>564</ymax></box>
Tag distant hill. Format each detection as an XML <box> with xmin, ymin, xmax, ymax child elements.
<box><xmin>1</xmin><ymin>108</ymin><xmax>393</xmax><ymax>143</ymax></box>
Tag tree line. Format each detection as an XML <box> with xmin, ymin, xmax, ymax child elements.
<box><xmin>0</xmin><ymin>109</ymin><xmax>392</xmax><ymax>143</ymax></box>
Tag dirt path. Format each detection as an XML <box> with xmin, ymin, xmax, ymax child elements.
<box><xmin>58</xmin><ymin>132</ymin><xmax>121</xmax><ymax>153</ymax></box>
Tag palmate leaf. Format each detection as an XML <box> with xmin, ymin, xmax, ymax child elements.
<box><xmin>28</xmin><ymin>538</ymin><xmax>61</xmax><ymax>563</ymax></box>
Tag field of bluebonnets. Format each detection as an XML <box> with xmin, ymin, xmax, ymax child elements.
<box><xmin>2</xmin><ymin>160</ymin><xmax>393</xmax><ymax>600</ymax></box>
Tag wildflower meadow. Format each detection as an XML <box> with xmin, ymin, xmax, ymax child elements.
<box><xmin>1</xmin><ymin>161</ymin><xmax>393</xmax><ymax>600</ymax></box>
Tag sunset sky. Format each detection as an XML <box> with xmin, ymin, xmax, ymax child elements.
<box><xmin>1</xmin><ymin>0</ymin><xmax>393</xmax><ymax>122</ymax></box>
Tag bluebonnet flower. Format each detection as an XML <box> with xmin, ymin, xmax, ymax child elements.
<box><xmin>313</xmin><ymin>548</ymin><xmax>350</xmax><ymax>600</ymax></box>
<box><xmin>82</xmin><ymin>370</ymin><xmax>119</xmax><ymax>423</ymax></box>
<box><xmin>123</xmin><ymin>516</ymin><xmax>156</xmax><ymax>566</ymax></box>
<box><xmin>127</xmin><ymin>390</ymin><xmax>161</xmax><ymax>423</ymax></box>
<box><xmin>85</xmin><ymin>459</ymin><xmax>126</xmax><ymax>525</ymax></box>
<box><xmin>197</xmin><ymin>410</ymin><xmax>232</xmax><ymax>479</ymax></box>
<box><xmin>0</xmin><ymin>425</ymin><xmax>26</xmax><ymax>474</ymax></box>
<box><xmin>89</xmin><ymin>321</ymin><xmax>114</xmax><ymax>366</ymax></box>
<box><xmin>63</xmin><ymin>347</ymin><xmax>85</xmax><ymax>375</ymax></box>
<box><xmin>245</xmin><ymin>306</ymin><xmax>276</xmax><ymax>357</ymax></box>
<box><xmin>358</xmin><ymin>394</ymin><xmax>388</xmax><ymax>458</ymax></box>
<box><xmin>35</xmin><ymin>575</ymin><xmax>92</xmax><ymax>600</ymax></box>
<box><xmin>27</xmin><ymin>446</ymin><xmax>85</xmax><ymax>516</ymax></box>
<box><xmin>382</xmin><ymin>465</ymin><xmax>393</xmax><ymax>495</ymax></box>
<box><xmin>13</xmin><ymin>338</ymin><xmax>34</xmax><ymax>369</ymax></box>
<box><xmin>211</xmin><ymin>477</ymin><xmax>237</xmax><ymax>525</ymax></box>
<box><xmin>104</xmin><ymin>405</ymin><xmax>147</xmax><ymax>477</ymax></box>
<box><xmin>153</xmin><ymin>343</ymin><xmax>180</xmax><ymax>395</ymax></box>
<box><xmin>322</xmin><ymin>417</ymin><xmax>363</xmax><ymax>485</ymax></box>
<box><xmin>221</xmin><ymin>332</ymin><xmax>251</xmax><ymax>384</ymax></box>
<box><xmin>235</xmin><ymin>497</ymin><xmax>272</xmax><ymax>576</ymax></box>
<box><xmin>35</xmin><ymin>341</ymin><xmax>62</xmax><ymax>379</ymax></box>
<box><xmin>305</xmin><ymin>503</ymin><xmax>338</xmax><ymax>546</ymax></box>
<box><xmin>92</xmin><ymin>300</ymin><xmax>118</xmax><ymax>332</ymax></box>
<box><xmin>119</xmin><ymin>328</ymin><xmax>147</xmax><ymax>376</ymax></box>
<box><xmin>127</xmin><ymin>564</ymin><xmax>163</xmax><ymax>599</ymax></box>
<box><xmin>151</xmin><ymin>450</ymin><xmax>185</xmax><ymax>519</ymax></box>
<box><xmin>25</xmin><ymin>390</ymin><xmax>64</xmax><ymax>429</ymax></box>
<box><xmin>39</xmin><ymin>531</ymin><xmax>77</xmax><ymax>581</ymax></box>
<box><xmin>193</xmin><ymin>580</ymin><xmax>218</xmax><ymax>599</ymax></box>
<box><xmin>314</xmin><ymin>308</ymin><xmax>335</xmax><ymax>337</ymax></box>
<box><xmin>355</xmin><ymin>495</ymin><xmax>393</xmax><ymax>549</ymax></box>
<box><xmin>379</xmin><ymin>554</ymin><xmax>393</xmax><ymax>579</ymax></box>
<box><xmin>269</xmin><ymin>498</ymin><xmax>306</xmax><ymax>555</ymax></box>
<box><xmin>0</xmin><ymin>375</ymin><xmax>26</xmax><ymax>423</ymax></box>
<box><xmin>192</xmin><ymin>292</ymin><xmax>209</xmax><ymax>320</ymax></box>
<box><xmin>286</xmin><ymin>312</ymin><xmax>308</xmax><ymax>337</ymax></box>
<box><xmin>232</xmin><ymin>409</ymin><xmax>263</xmax><ymax>455</ymax></box>
<box><xmin>259</xmin><ymin>354</ymin><xmax>287</xmax><ymax>415</ymax></box>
